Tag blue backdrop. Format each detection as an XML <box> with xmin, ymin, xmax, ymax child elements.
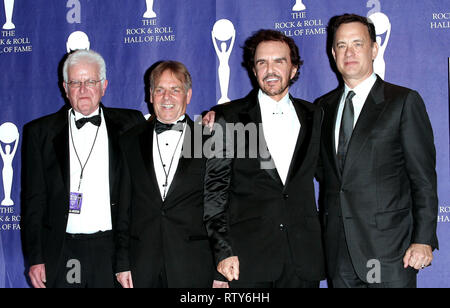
<box><xmin>0</xmin><ymin>0</ymin><xmax>449</xmax><ymax>288</ymax></box>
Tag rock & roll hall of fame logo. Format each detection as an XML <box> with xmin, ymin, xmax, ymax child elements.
<box><xmin>66</xmin><ymin>31</ymin><xmax>91</xmax><ymax>53</ymax></box>
<box><xmin>143</xmin><ymin>0</ymin><xmax>157</xmax><ymax>19</ymax></box>
<box><xmin>368</xmin><ymin>12</ymin><xmax>391</xmax><ymax>80</ymax></box>
<box><xmin>292</xmin><ymin>0</ymin><xmax>306</xmax><ymax>11</ymax></box>
<box><xmin>0</xmin><ymin>122</ymin><xmax>19</xmax><ymax>206</ymax></box>
<box><xmin>2</xmin><ymin>0</ymin><xmax>15</xmax><ymax>30</ymax></box>
<box><xmin>212</xmin><ymin>19</ymin><xmax>236</xmax><ymax>105</ymax></box>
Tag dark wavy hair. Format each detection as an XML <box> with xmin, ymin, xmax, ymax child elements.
<box><xmin>328</xmin><ymin>13</ymin><xmax>377</xmax><ymax>45</ymax></box>
<box><xmin>243</xmin><ymin>29</ymin><xmax>303</xmax><ymax>85</ymax></box>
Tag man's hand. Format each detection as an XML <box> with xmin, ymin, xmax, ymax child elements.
<box><xmin>202</xmin><ymin>111</ymin><xmax>216</xmax><ymax>129</ymax></box>
<box><xmin>212</xmin><ymin>280</ymin><xmax>230</xmax><ymax>288</ymax></box>
<box><xmin>116</xmin><ymin>271</ymin><xmax>134</xmax><ymax>288</ymax></box>
<box><xmin>29</xmin><ymin>264</ymin><xmax>46</xmax><ymax>288</ymax></box>
<box><xmin>217</xmin><ymin>256</ymin><xmax>239</xmax><ymax>282</ymax></box>
<box><xmin>403</xmin><ymin>243</ymin><xmax>433</xmax><ymax>270</ymax></box>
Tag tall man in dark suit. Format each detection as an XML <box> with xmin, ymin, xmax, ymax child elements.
<box><xmin>316</xmin><ymin>14</ymin><xmax>438</xmax><ymax>288</ymax></box>
<box><xmin>22</xmin><ymin>49</ymin><xmax>145</xmax><ymax>288</ymax></box>
<box><xmin>203</xmin><ymin>29</ymin><xmax>325</xmax><ymax>288</ymax></box>
<box><xmin>115</xmin><ymin>61</ymin><xmax>217</xmax><ymax>288</ymax></box>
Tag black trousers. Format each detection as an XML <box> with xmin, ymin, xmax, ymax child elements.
<box><xmin>330</xmin><ymin>219</ymin><xmax>417</xmax><ymax>288</ymax></box>
<box><xmin>52</xmin><ymin>231</ymin><xmax>116</xmax><ymax>288</ymax></box>
<box><xmin>229</xmin><ymin>264</ymin><xmax>320</xmax><ymax>288</ymax></box>
<box><xmin>230</xmin><ymin>235</ymin><xmax>320</xmax><ymax>288</ymax></box>
<box><xmin>134</xmin><ymin>263</ymin><xmax>169</xmax><ymax>288</ymax></box>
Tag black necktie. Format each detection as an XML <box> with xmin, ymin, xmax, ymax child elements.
<box><xmin>337</xmin><ymin>91</ymin><xmax>356</xmax><ymax>173</ymax></box>
<box><xmin>155</xmin><ymin>118</ymin><xmax>186</xmax><ymax>134</ymax></box>
<box><xmin>75</xmin><ymin>115</ymin><xmax>101</xmax><ymax>129</ymax></box>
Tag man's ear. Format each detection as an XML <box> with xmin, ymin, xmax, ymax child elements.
<box><xmin>186</xmin><ymin>88</ymin><xmax>192</xmax><ymax>105</ymax></box>
<box><xmin>371</xmin><ymin>41</ymin><xmax>379</xmax><ymax>61</ymax></box>
<box><xmin>101</xmin><ymin>79</ymin><xmax>109</xmax><ymax>96</ymax></box>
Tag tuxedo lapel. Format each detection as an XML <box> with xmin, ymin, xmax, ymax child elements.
<box><xmin>343</xmin><ymin>78</ymin><xmax>386</xmax><ymax>177</ymax></box>
<box><xmin>53</xmin><ymin>108</ymin><xmax>70</xmax><ymax>195</ymax></box>
<box><xmin>324</xmin><ymin>89</ymin><xmax>344</xmax><ymax>180</ymax></box>
<box><xmin>240</xmin><ymin>96</ymin><xmax>283</xmax><ymax>186</ymax></box>
<box><xmin>163</xmin><ymin>116</ymin><xmax>195</xmax><ymax>205</ymax></box>
<box><xmin>284</xmin><ymin>98</ymin><xmax>307</xmax><ymax>188</ymax></box>
<box><xmin>238</xmin><ymin>96</ymin><xmax>260</xmax><ymax>126</ymax></box>
<box><xmin>103</xmin><ymin>107</ymin><xmax>121</xmax><ymax>198</ymax></box>
<box><xmin>139</xmin><ymin>119</ymin><xmax>160</xmax><ymax>196</ymax></box>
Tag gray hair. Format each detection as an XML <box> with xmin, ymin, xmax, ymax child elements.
<box><xmin>63</xmin><ymin>49</ymin><xmax>107</xmax><ymax>84</ymax></box>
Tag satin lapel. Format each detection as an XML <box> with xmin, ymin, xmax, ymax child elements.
<box><xmin>53</xmin><ymin>108</ymin><xmax>70</xmax><ymax>195</ymax></box>
<box><xmin>139</xmin><ymin>119</ymin><xmax>160</xmax><ymax>194</ymax></box>
<box><xmin>342</xmin><ymin>78</ymin><xmax>386</xmax><ymax>177</ymax></box>
<box><xmin>284</xmin><ymin>98</ymin><xmax>307</xmax><ymax>188</ymax></box>
<box><xmin>239</xmin><ymin>96</ymin><xmax>283</xmax><ymax>187</ymax></box>
<box><xmin>238</xmin><ymin>96</ymin><xmax>260</xmax><ymax>126</ymax></box>
<box><xmin>103</xmin><ymin>108</ymin><xmax>120</xmax><ymax>198</ymax></box>
<box><xmin>163</xmin><ymin>116</ymin><xmax>195</xmax><ymax>205</ymax></box>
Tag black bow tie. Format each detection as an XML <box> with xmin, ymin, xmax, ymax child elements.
<box><xmin>155</xmin><ymin>118</ymin><xmax>186</xmax><ymax>134</ymax></box>
<box><xmin>75</xmin><ymin>115</ymin><xmax>101</xmax><ymax>129</ymax></box>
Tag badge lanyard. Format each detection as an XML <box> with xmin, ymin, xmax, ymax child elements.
<box><xmin>69</xmin><ymin>109</ymin><xmax>101</xmax><ymax>192</ymax></box>
<box><xmin>156</xmin><ymin>124</ymin><xmax>185</xmax><ymax>201</ymax></box>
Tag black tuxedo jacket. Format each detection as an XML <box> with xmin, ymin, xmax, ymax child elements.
<box><xmin>115</xmin><ymin>116</ymin><xmax>216</xmax><ymax>288</ymax></box>
<box><xmin>316</xmin><ymin>76</ymin><xmax>439</xmax><ymax>283</ymax></box>
<box><xmin>21</xmin><ymin>105</ymin><xmax>145</xmax><ymax>287</ymax></box>
<box><xmin>204</xmin><ymin>91</ymin><xmax>326</xmax><ymax>283</ymax></box>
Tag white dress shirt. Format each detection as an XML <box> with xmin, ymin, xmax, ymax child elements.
<box><xmin>66</xmin><ymin>107</ymin><xmax>112</xmax><ymax>234</ymax></box>
<box><xmin>335</xmin><ymin>73</ymin><xmax>377</xmax><ymax>153</ymax></box>
<box><xmin>258</xmin><ymin>90</ymin><xmax>301</xmax><ymax>185</ymax></box>
<box><xmin>153</xmin><ymin>115</ymin><xmax>186</xmax><ymax>200</ymax></box>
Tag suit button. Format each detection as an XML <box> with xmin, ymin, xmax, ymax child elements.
<box><xmin>161</xmin><ymin>210</ymin><xmax>166</xmax><ymax>216</ymax></box>
<box><xmin>279</xmin><ymin>224</ymin><xmax>285</xmax><ymax>231</ymax></box>
<box><xmin>283</xmin><ymin>194</ymin><xmax>289</xmax><ymax>199</ymax></box>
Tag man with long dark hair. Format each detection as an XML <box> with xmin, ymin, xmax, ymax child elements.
<box><xmin>203</xmin><ymin>29</ymin><xmax>325</xmax><ymax>288</ymax></box>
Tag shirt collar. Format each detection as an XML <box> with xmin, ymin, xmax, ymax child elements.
<box><xmin>71</xmin><ymin>107</ymin><xmax>101</xmax><ymax>121</ymax></box>
<box><xmin>156</xmin><ymin>114</ymin><xmax>186</xmax><ymax>125</ymax></box>
<box><xmin>344</xmin><ymin>73</ymin><xmax>377</xmax><ymax>102</ymax></box>
<box><xmin>258</xmin><ymin>89</ymin><xmax>291</xmax><ymax>112</ymax></box>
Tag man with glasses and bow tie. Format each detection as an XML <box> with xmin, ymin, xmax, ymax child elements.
<box><xmin>22</xmin><ymin>49</ymin><xmax>145</xmax><ymax>288</ymax></box>
<box><xmin>115</xmin><ymin>61</ymin><xmax>217</xmax><ymax>288</ymax></box>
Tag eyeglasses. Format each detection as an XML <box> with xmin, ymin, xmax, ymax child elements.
<box><xmin>66</xmin><ymin>79</ymin><xmax>103</xmax><ymax>88</ymax></box>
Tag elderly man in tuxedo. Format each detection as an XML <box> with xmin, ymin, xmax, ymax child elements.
<box><xmin>22</xmin><ymin>49</ymin><xmax>145</xmax><ymax>288</ymax></box>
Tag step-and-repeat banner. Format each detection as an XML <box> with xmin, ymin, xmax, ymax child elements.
<box><xmin>0</xmin><ymin>0</ymin><xmax>449</xmax><ymax>288</ymax></box>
